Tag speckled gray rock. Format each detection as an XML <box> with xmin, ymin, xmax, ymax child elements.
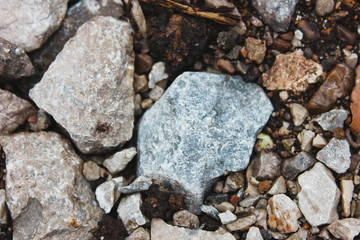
<box><xmin>0</xmin><ymin>38</ymin><xmax>34</xmax><ymax>79</ymax></box>
<box><xmin>316</xmin><ymin>0</ymin><xmax>335</xmax><ymax>16</ymax></box>
<box><xmin>315</xmin><ymin>109</ymin><xmax>348</xmax><ymax>133</ymax></box>
<box><xmin>316</xmin><ymin>138</ymin><xmax>351</xmax><ymax>174</ymax></box>
<box><xmin>252</xmin><ymin>151</ymin><xmax>282</xmax><ymax>181</ymax></box>
<box><xmin>0</xmin><ymin>89</ymin><xmax>36</xmax><ymax>136</ymax></box>
<box><xmin>297</xmin><ymin>162</ymin><xmax>340</xmax><ymax>226</ymax></box>
<box><xmin>0</xmin><ymin>0</ymin><xmax>68</xmax><ymax>52</ymax></box>
<box><xmin>0</xmin><ymin>132</ymin><xmax>103</xmax><ymax>240</ymax></box>
<box><xmin>252</xmin><ymin>0</ymin><xmax>299</xmax><ymax>32</ymax></box>
<box><xmin>281</xmin><ymin>151</ymin><xmax>316</xmax><ymax>180</ymax></box>
<box><xmin>30</xmin><ymin>16</ymin><xmax>134</xmax><ymax>154</ymax></box>
<box><xmin>151</xmin><ymin>218</ymin><xmax>235</xmax><ymax>240</ymax></box>
<box><xmin>137</xmin><ymin>72</ymin><xmax>273</xmax><ymax>213</ymax></box>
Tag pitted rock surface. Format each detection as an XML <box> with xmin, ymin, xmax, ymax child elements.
<box><xmin>0</xmin><ymin>132</ymin><xmax>103</xmax><ymax>240</ymax></box>
<box><xmin>0</xmin><ymin>0</ymin><xmax>68</xmax><ymax>52</ymax></box>
<box><xmin>30</xmin><ymin>16</ymin><xmax>134</xmax><ymax>154</ymax></box>
<box><xmin>137</xmin><ymin>72</ymin><xmax>273</xmax><ymax>213</ymax></box>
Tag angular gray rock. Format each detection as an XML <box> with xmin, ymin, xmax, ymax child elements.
<box><xmin>0</xmin><ymin>132</ymin><xmax>103</xmax><ymax>240</ymax></box>
<box><xmin>137</xmin><ymin>72</ymin><xmax>273</xmax><ymax>213</ymax></box>
<box><xmin>0</xmin><ymin>189</ymin><xmax>7</xmax><ymax>225</ymax></box>
<box><xmin>252</xmin><ymin>150</ymin><xmax>282</xmax><ymax>181</ymax></box>
<box><xmin>0</xmin><ymin>89</ymin><xmax>36</xmax><ymax>136</ymax></box>
<box><xmin>0</xmin><ymin>0</ymin><xmax>68</xmax><ymax>52</ymax></box>
<box><xmin>316</xmin><ymin>138</ymin><xmax>351</xmax><ymax>174</ymax></box>
<box><xmin>117</xmin><ymin>193</ymin><xmax>148</xmax><ymax>234</ymax></box>
<box><xmin>0</xmin><ymin>38</ymin><xmax>34</xmax><ymax>79</ymax></box>
<box><xmin>173</xmin><ymin>210</ymin><xmax>200</xmax><ymax>229</ymax></box>
<box><xmin>281</xmin><ymin>151</ymin><xmax>316</xmax><ymax>180</ymax></box>
<box><xmin>151</xmin><ymin>218</ymin><xmax>235</xmax><ymax>240</ymax></box>
<box><xmin>315</xmin><ymin>109</ymin><xmax>348</xmax><ymax>133</ymax></box>
<box><xmin>252</xmin><ymin>0</ymin><xmax>300</xmax><ymax>32</ymax></box>
<box><xmin>103</xmin><ymin>147</ymin><xmax>137</xmax><ymax>175</ymax></box>
<box><xmin>297</xmin><ymin>162</ymin><xmax>340</xmax><ymax>226</ymax></box>
<box><xmin>30</xmin><ymin>16</ymin><xmax>135</xmax><ymax>154</ymax></box>
<box><xmin>327</xmin><ymin>218</ymin><xmax>360</xmax><ymax>240</ymax></box>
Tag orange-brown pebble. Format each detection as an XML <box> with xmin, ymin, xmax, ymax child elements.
<box><xmin>230</xmin><ymin>195</ymin><xmax>239</xmax><ymax>207</ymax></box>
<box><xmin>216</xmin><ymin>59</ymin><xmax>236</xmax><ymax>74</ymax></box>
<box><xmin>350</xmin><ymin>102</ymin><xmax>360</xmax><ymax>136</ymax></box>
<box><xmin>307</xmin><ymin>63</ymin><xmax>355</xmax><ymax>113</ymax></box>
<box><xmin>350</xmin><ymin>65</ymin><xmax>360</xmax><ymax>103</ymax></box>
<box><xmin>333</xmin><ymin>128</ymin><xmax>345</xmax><ymax>139</ymax></box>
<box><xmin>258</xmin><ymin>180</ymin><xmax>271</xmax><ymax>193</ymax></box>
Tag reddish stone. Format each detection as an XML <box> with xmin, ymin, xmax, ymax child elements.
<box><xmin>135</xmin><ymin>54</ymin><xmax>153</xmax><ymax>74</ymax></box>
<box><xmin>350</xmin><ymin>65</ymin><xmax>360</xmax><ymax>103</ymax></box>
<box><xmin>307</xmin><ymin>63</ymin><xmax>355</xmax><ymax>113</ymax></box>
<box><xmin>349</xmin><ymin>154</ymin><xmax>360</xmax><ymax>172</ymax></box>
<box><xmin>272</xmin><ymin>38</ymin><xmax>292</xmax><ymax>52</ymax></box>
<box><xmin>230</xmin><ymin>195</ymin><xmax>239</xmax><ymax>207</ymax></box>
<box><xmin>258</xmin><ymin>180</ymin><xmax>271</xmax><ymax>193</ymax></box>
<box><xmin>297</xmin><ymin>20</ymin><xmax>320</xmax><ymax>43</ymax></box>
<box><xmin>350</xmin><ymin>102</ymin><xmax>360</xmax><ymax>136</ymax></box>
<box><xmin>333</xmin><ymin>128</ymin><xmax>345</xmax><ymax>139</ymax></box>
<box><xmin>216</xmin><ymin>59</ymin><xmax>236</xmax><ymax>74</ymax></box>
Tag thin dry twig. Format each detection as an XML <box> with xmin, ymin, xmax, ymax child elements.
<box><xmin>139</xmin><ymin>0</ymin><xmax>241</xmax><ymax>25</ymax></box>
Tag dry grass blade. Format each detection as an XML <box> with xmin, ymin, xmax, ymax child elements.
<box><xmin>139</xmin><ymin>0</ymin><xmax>241</xmax><ymax>25</ymax></box>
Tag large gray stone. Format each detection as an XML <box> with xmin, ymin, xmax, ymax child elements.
<box><xmin>0</xmin><ymin>89</ymin><xmax>36</xmax><ymax>136</ymax></box>
<box><xmin>137</xmin><ymin>72</ymin><xmax>273</xmax><ymax>213</ymax></box>
<box><xmin>30</xmin><ymin>16</ymin><xmax>135</xmax><ymax>154</ymax></box>
<box><xmin>0</xmin><ymin>132</ymin><xmax>103</xmax><ymax>240</ymax></box>
<box><xmin>252</xmin><ymin>0</ymin><xmax>299</xmax><ymax>32</ymax></box>
<box><xmin>0</xmin><ymin>0</ymin><xmax>68</xmax><ymax>52</ymax></box>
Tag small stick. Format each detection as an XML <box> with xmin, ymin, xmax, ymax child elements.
<box><xmin>139</xmin><ymin>0</ymin><xmax>240</xmax><ymax>25</ymax></box>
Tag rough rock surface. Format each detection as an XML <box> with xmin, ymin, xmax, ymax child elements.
<box><xmin>341</xmin><ymin>180</ymin><xmax>354</xmax><ymax>217</ymax></box>
<box><xmin>316</xmin><ymin>0</ymin><xmax>334</xmax><ymax>16</ymax></box>
<box><xmin>252</xmin><ymin>151</ymin><xmax>282</xmax><ymax>181</ymax></box>
<box><xmin>0</xmin><ymin>0</ymin><xmax>68</xmax><ymax>52</ymax></box>
<box><xmin>327</xmin><ymin>218</ymin><xmax>360</xmax><ymax>240</ymax></box>
<box><xmin>246</xmin><ymin>227</ymin><xmax>263</xmax><ymax>240</ymax></box>
<box><xmin>297</xmin><ymin>162</ymin><xmax>340</xmax><ymax>226</ymax></box>
<box><xmin>350</xmin><ymin>65</ymin><xmax>360</xmax><ymax>135</ymax></box>
<box><xmin>316</xmin><ymin>138</ymin><xmax>351</xmax><ymax>174</ymax></box>
<box><xmin>0</xmin><ymin>132</ymin><xmax>103</xmax><ymax>240</ymax></box>
<box><xmin>30</xmin><ymin>16</ymin><xmax>135</xmax><ymax>154</ymax></box>
<box><xmin>252</xmin><ymin>0</ymin><xmax>300</xmax><ymax>32</ymax></box>
<box><xmin>137</xmin><ymin>72</ymin><xmax>273</xmax><ymax>213</ymax></box>
<box><xmin>290</xmin><ymin>103</ymin><xmax>308</xmax><ymax>126</ymax></box>
<box><xmin>125</xmin><ymin>227</ymin><xmax>150</xmax><ymax>240</ymax></box>
<box><xmin>117</xmin><ymin>193</ymin><xmax>148</xmax><ymax>234</ymax></box>
<box><xmin>262</xmin><ymin>50</ymin><xmax>323</xmax><ymax>92</ymax></box>
<box><xmin>173</xmin><ymin>210</ymin><xmax>200</xmax><ymax>229</ymax></box>
<box><xmin>103</xmin><ymin>147</ymin><xmax>137</xmax><ymax>175</ymax></box>
<box><xmin>151</xmin><ymin>218</ymin><xmax>235</xmax><ymax>240</ymax></box>
<box><xmin>0</xmin><ymin>89</ymin><xmax>36</xmax><ymax>136</ymax></box>
<box><xmin>0</xmin><ymin>37</ymin><xmax>34</xmax><ymax>79</ymax></box>
<box><xmin>307</xmin><ymin>63</ymin><xmax>354</xmax><ymax>113</ymax></box>
<box><xmin>31</xmin><ymin>0</ymin><xmax>124</xmax><ymax>72</ymax></box>
<box><xmin>226</xmin><ymin>214</ymin><xmax>257</xmax><ymax>232</ymax></box>
<box><xmin>245</xmin><ymin>37</ymin><xmax>266</xmax><ymax>64</ymax></box>
<box><xmin>0</xmin><ymin>189</ymin><xmax>7</xmax><ymax>224</ymax></box>
<box><xmin>267</xmin><ymin>194</ymin><xmax>301</xmax><ymax>233</ymax></box>
<box><xmin>315</xmin><ymin>109</ymin><xmax>348</xmax><ymax>133</ymax></box>
<box><xmin>95</xmin><ymin>177</ymin><xmax>127</xmax><ymax>213</ymax></box>
<box><xmin>83</xmin><ymin>161</ymin><xmax>107</xmax><ymax>181</ymax></box>
<box><xmin>281</xmin><ymin>151</ymin><xmax>316</xmax><ymax>180</ymax></box>
<box><xmin>218</xmin><ymin>210</ymin><xmax>237</xmax><ymax>225</ymax></box>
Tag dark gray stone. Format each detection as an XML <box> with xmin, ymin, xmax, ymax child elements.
<box><xmin>281</xmin><ymin>151</ymin><xmax>316</xmax><ymax>180</ymax></box>
<box><xmin>252</xmin><ymin>151</ymin><xmax>282</xmax><ymax>181</ymax></box>
<box><xmin>137</xmin><ymin>72</ymin><xmax>273</xmax><ymax>213</ymax></box>
<box><xmin>252</xmin><ymin>0</ymin><xmax>299</xmax><ymax>32</ymax></box>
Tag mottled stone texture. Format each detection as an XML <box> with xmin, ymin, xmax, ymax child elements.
<box><xmin>30</xmin><ymin>16</ymin><xmax>134</xmax><ymax>154</ymax></box>
<box><xmin>0</xmin><ymin>132</ymin><xmax>103</xmax><ymax>240</ymax></box>
<box><xmin>137</xmin><ymin>72</ymin><xmax>273</xmax><ymax>213</ymax></box>
<box><xmin>0</xmin><ymin>89</ymin><xmax>36</xmax><ymax>135</ymax></box>
<box><xmin>0</xmin><ymin>0</ymin><xmax>68</xmax><ymax>52</ymax></box>
<box><xmin>0</xmin><ymin>38</ymin><xmax>34</xmax><ymax>79</ymax></box>
<box><xmin>252</xmin><ymin>0</ymin><xmax>299</xmax><ymax>32</ymax></box>
<box><xmin>262</xmin><ymin>50</ymin><xmax>323</xmax><ymax>93</ymax></box>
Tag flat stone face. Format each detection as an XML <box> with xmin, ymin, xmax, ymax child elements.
<box><xmin>0</xmin><ymin>132</ymin><xmax>103</xmax><ymax>240</ymax></box>
<box><xmin>252</xmin><ymin>0</ymin><xmax>300</xmax><ymax>32</ymax></box>
<box><xmin>151</xmin><ymin>218</ymin><xmax>235</xmax><ymax>240</ymax></box>
<box><xmin>0</xmin><ymin>89</ymin><xmax>36</xmax><ymax>136</ymax></box>
<box><xmin>316</xmin><ymin>138</ymin><xmax>351</xmax><ymax>174</ymax></box>
<box><xmin>315</xmin><ymin>109</ymin><xmax>348</xmax><ymax>133</ymax></box>
<box><xmin>137</xmin><ymin>72</ymin><xmax>273</xmax><ymax>213</ymax></box>
<box><xmin>0</xmin><ymin>0</ymin><xmax>68</xmax><ymax>52</ymax></box>
<box><xmin>30</xmin><ymin>16</ymin><xmax>135</xmax><ymax>154</ymax></box>
<box><xmin>297</xmin><ymin>162</ymin><xmax>340</xmax><ymax>226</ymax></box>
<box><xmin>327</xmin><ymin>218</ymin><xmax>360</xmax><ymax>240</ymax></box>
